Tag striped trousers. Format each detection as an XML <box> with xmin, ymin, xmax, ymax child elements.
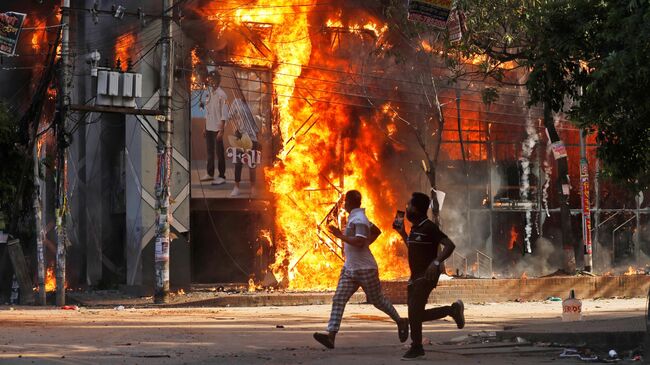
<box><xmin>327</xmin><ymin>267</ymin><xmax>401</xmax><ymax>332</ymax></box>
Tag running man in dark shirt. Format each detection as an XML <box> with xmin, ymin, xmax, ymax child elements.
<box><xmin>394</xmin><ymin>192</ymin><xmax>465</xmax><ymax>360</ymax></box>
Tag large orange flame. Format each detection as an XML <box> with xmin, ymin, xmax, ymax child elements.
<box><xmin>45</xmin><ymin>267</ymin><xmax>56</xmax><ymax>292</ymax></box>
<box><xmin>114</xmin><ymin>32</ymin><xmax>135</xmax><ymax>71</ymax></box>
<box><xmin>201</xmin><ymin>0</ymin><xmax>415</xmax><ymax>289</ymax></box>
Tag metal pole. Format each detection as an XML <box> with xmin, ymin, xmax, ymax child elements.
<box><xmin>593</xmin><ymin>158</ymin><xmax>600</xmax><ymax>269</ymax></box>
<box><xmin>56</xmin><ymin>0</ymin><xmax>71</xmax><ymax>307</ymax></box>
<box><xmin>154</xmin><ymin>0</ymin><xmax>174</xmax><ymax>304</ymax></box>
<box><xmin>455</xmin><ymin>85</ymin><xmax>470</xmax><ymax>249</ymax></box>
<box><xmin>33</xmin><ymin>140</ymin><xmax>46</xmax><ymax>305</ymax></box>
<box><xmin>635</xmin><ymin>191</ymin><xmax>642</xmax><ymax>262</ymax></box>
<box><xmin>537</xmin><ymin>126</ymin><xmax>543</xmax><ymax>237</ymax></box>
<box><xmin>579</xmin><ymin>130</ymin><xmax>593</xmax><ymax>272</ymax></box>
<box><xmin>487</xmin><ymin>122</ymin><xmax>494</xmax><ymax>258</ymax></box>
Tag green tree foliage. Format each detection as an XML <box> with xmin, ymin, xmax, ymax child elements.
<box><xmin>451</xmin><ymin>0</ymin><xmax>649</xmax><ymax>190</ymax></box>
<box><xmin>570</xmin><ymin>1</ymin><xmax>650</xmax><ymax>190</ymax></box>
<box><xmin>0</xmin><ymin>101</ymin><xmax>33</xmax><ymax>237</ymax></box>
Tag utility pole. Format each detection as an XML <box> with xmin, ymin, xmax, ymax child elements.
<box><xmin>543</xmin><ymin>103</ymin><xmax>575</xmax><ymax>272</ymax></box>
<box><xmin>154</xmin><ymin>0</ymin><xmax>174</xmax><ymax>304</ymax></box>
<box><xmin>635</xmin><ymin>191</ymin><xmax>642</xmax><ymax>262</ymax></box>
<box><xmin>56</xmin><ymin>0</ymin><xmax>72</xmax><ymax>306</ymax></box>
<box><xmin>33</xmin><ymin>140</ymin><xmax>46</xmax><ymax>305</ymax></box>
<box><xmin>579</xmin><ymin>129</ymin><xmax>593</xmax><ymax>272</ymax></box>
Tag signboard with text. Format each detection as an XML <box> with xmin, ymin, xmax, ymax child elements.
<box><xmin>408</xmin><ymin>0</ymin><xmax>453</xmax><ymax>29</ymax></box>
<box><xmin>0</xmin><ymin>12</ymin><xmax>26</xmax><ymax>56</ymax></box>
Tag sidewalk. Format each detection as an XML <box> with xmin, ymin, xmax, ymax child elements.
<box><xmin>498</xmin><ymin>315</ymin><xmax>646</xmax><ymax>351</ymax></box>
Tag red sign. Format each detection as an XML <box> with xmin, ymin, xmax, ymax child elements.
<box><xmin>408</xmin><ymin>0</ymin><xmax>453</xmax><ymax>29</ymax></box>
<box><xmin>0</xmin><ymin>12</ymin><xmax>26</xmax><ymax>56</ymax></box>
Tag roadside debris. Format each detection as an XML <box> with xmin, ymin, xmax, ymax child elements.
<box><xmin>558</xmin><ymin>347</ymin><xmax>642</xmax><ymax>362</ymax></box>
<box><xmin>60</xmin><ymin>305</ymin><xmax>79</xmax><ymax>310</ymax></box>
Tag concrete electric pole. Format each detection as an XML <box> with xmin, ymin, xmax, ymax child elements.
<box><xmin>579</xmin><ymin>129</ymin><xmax>593</xmax><ymax>272</ymax></box>
<box><xmin>154</xmin><ymin>0</ymin><xmax>174</xmax><ymax>304</ymax></box>
<box><xmin>543</xmin><ymin>104</ymin><xmax>575</xmax><ymax>272</ymax></box>
<box><xmin>56</xmin><ymin>0</ymin><xmax>72</xmax><ymax>306</ymax></box>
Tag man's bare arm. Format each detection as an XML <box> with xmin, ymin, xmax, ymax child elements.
<box><xmin>424</xmin><ymin>237</ymin><xmax>455</xmax><ymax>280</ymax></box>
<box><xmin>435</xmin><ymin>237</ymin><xmax>455</xmax><ymax>263</ymax></box>
<box><xmin>328</xmin><ymin>225</ymin><xmax>369</xmax><ymax>247</ymax></box>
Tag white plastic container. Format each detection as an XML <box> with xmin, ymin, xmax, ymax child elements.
<box><xmin>562</xmin><ymin>289</ymin><xmax>583</xmax><ymax>321</ymax></box>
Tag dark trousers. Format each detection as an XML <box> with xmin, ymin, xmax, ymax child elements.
<box><xmin>206</xmin><ymin>130</ymin><xmax>225</xmax><ymax>178</ymax></box>
<box><xmin>234</xmin><ymin>141</ymin><xmax>259</xmax><ymax>183</ymax></box>
<box><xmin>408</xmin><ymin>279</ymin><xmax>453</xmax><ymax>347</ymax></box>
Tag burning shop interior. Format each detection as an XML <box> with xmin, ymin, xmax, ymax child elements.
<box><xmin>0</xmin><ymin>0</ymin><xmax>648</xmax><ymax>303</ymax></box>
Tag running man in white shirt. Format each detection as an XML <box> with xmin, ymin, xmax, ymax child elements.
<box><xmin>313</xmin><ymin>190</ymin><xmax>409</xmax><ymax>349</ymax></box>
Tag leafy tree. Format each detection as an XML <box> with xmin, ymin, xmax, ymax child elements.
<box><xmin>0</xmin><ymin>101</ymin><xmax>33</xmax><ymax>240</ymax></box>
<box><xmin>446</xmin><ymin>0</ymin><xmax>590</xmax><ymax>269</ymax></box>
<box><xmin>569</xmin><ymin>1</ymin><xmax>650</xmax><ymax>191</ymax></box>
<box><xmin>452</xmin><ymin>0</ymin><xmax>648</xmax><ymax>190</ymax></box>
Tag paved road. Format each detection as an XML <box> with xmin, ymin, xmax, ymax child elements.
<box><xmin>0</xmin><ymin>299</ymin><xmax>645</xmax><ymax>364</ymax></box>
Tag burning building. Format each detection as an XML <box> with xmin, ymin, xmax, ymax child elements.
<box><xmin>1</xmin><ymin>0</ymin><xmax>648</xmax><ymax>302</ymax></box>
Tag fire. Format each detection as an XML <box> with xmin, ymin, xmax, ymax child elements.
<box><xmin>463</xmin><ymin>54</ymin><xmax>518</xmax><ymax>70</ymax></box>
<box><xmin>31</xmin><ymin>33</ymin><xmax>41</xmax><ymax>52</ymax></box>
<box><xmin>508</xmin><ymin>225</ymin><xmax>518</xmax><ymax>250</ymax></box>
<box><xmin>325</xmin><ymin>18</ymin><xmax>388</xmax><ymax>39</ymax></box>
<box><xmin>24</xmin><ymin>16</ymin><xmax>47</xmax><ymax>54</ymax></box>
<box><xmin>197</xmin><ymin>0</ymin><xmax>435</xmax><ymax>290</ymax></box>
<box><xmin>420</xmin><ymin>39</ymin><xmax>433</xmax><ymax>52</ymax></box>
<box><xmin>45</xmin><ymin>267</ymin><xmax>56</xmax><ymax>292</ymax></box>
<box><xmin>191</xmin><ymin>48</ymin><xmax>201</xmax><ymax>90</ymax></box>
<box><xmin>624</xmin><ymin>266</ymin><xmax>637</xmax><ymax>276</ymax></box>
<box><xmin>114</xmin><ymin>32</ymin><xmax>135</xmax><ymax>71</ymax></box>
<box><xmin>46</xmin><ymin>86</ymin><xmax>57</xmax><ymax>101</ymax></box>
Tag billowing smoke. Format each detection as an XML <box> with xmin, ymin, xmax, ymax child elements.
<box><xmin>542</xmin><ymin>144</ymin><xmax>552</xmax><ymax>218</ymax></box>
<box><xmin>519</xmin><ymin>109</ymin><xmax>538</xmax><ymax>254</ymax></box>
<box><xmin>511</xmin><ymin>237</ymin><xmax>561</xmax><ymax>277</ymax></box>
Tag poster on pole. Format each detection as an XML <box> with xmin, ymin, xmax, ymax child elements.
<box><xmin>0</xmin><ymin>12</ymin><xmax>27</xmax><ymax>56</ymax></box>
<box><xmin>551</xmin><ymin>141</ymin><xmax>568</xmax><ymax>160</ymax></box>
<box><xmin>446</xmin><ymin>9</ymin><xmax>465</xmax><ymax>42</ymax></box>
<box><xmin>408</xmin><ymin>0</ymin><xmax>453</xmax><ymax>29</ymax></box>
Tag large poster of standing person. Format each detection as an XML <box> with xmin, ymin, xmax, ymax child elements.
<box><xmin>190</xmin><ymin>66</ymin><xmax>272</xmax><ymax>200</ymax></box>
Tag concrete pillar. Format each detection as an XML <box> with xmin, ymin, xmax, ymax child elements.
<box><xmin>124</xmin><ymin>20</ymin><xmax>190</xmax><ymax>290</ymax></box>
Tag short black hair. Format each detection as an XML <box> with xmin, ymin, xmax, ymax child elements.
<box><xmin>207</xmin><ymin>70</ymin><xmax>221</xmax><ymax>86</ymax></box>
<box><xmin>410</xmin><ymin>192</ymin><xmax>430</xmax><ymax>214</ymax></box>
<box><xmin>345</xmin><ymin>190</ymin><xmax>362</xmax><ymax>208</ymax></box>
